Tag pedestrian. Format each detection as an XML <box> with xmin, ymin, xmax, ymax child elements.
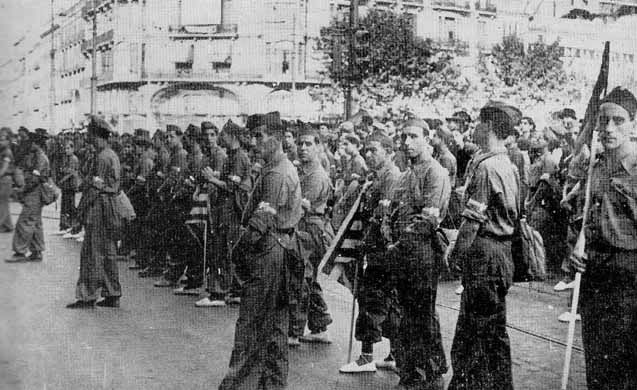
<box><xmin>0</xmin><ymin>127</ymin><xmax>15</xmax><ymax>233</ymax></box>
<box><xmin>386</xmin><ymin>119</ymin><xmax>451</xmax><ymax>389</ymax></box>
<box><xmin>447</xmin><ymin>103</ymin><xmax>522</xmax><ymax>390</ymax></box>
<box><xmin>56</xmin><ymin>140</ymin><xmax>80</xmax><ymax>233</ymax></box>
<box><xmin>289</xmin><ymin>126</ymin><xmax>334</xmax><ymax>346</ymax></box>
<box><xmin>66</xmin><ymin>116</ymin><xmax>122</xmax><ymax>308</ymax></box>
<box><xmin>219</xmin><ymin>114</ymin><xmax>302</xmax><ymax>390</ymax></box>
<box><xmin>339</xmin><ymin>133</ymin><xmax>402</xmax><ymax>373</ymax></box>
<box><xmin>6</xmin><ymin>130</ymin><xmax>50</xmax><ymax>263</ymax></box>
<box><xmin>569</xmin><ymin>87</ymin><xmax>637</xmax><ymax>390</ymax></box>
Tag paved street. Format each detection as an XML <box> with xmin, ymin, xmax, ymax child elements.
<box><xmin>1</xmin><ymin>203</ymin><xmax>587</xmax><ymax>390</ymax></box>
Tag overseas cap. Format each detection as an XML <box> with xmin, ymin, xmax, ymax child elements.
<box><xmin>87</xmin><ymin>116</ymin><xmax>112</xmax><ymax>139</ymax></box>
<box><xmin>600</xmin><ymin>87</ymin><xmax>637</xmax><ymax>120</ymax></box>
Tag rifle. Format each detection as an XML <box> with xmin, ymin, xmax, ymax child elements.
<box><xmin>561</xmin><ymin>41</ymin><xmax>610</xmax><ymax>390</ymax></box>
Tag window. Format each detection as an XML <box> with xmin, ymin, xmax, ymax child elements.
<box><xmin>101</xmin><ymin>50</ymin><xmax>113</xmax><ymax>75</ymax></box>
<box><xmin>130</xmin><ymin>43</ymin><xmax>139</xmax><ymax>73</ymax></box>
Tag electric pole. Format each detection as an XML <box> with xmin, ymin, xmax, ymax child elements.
<box><xmin>49</xmin><ymin>0</ymin><xmax>56</xmax><ymax>133</ymax></box>
<box><xmin>345</xmin><ymin>0</ymin><xmax>359</xmax><ymax>119</ymax></box>
<box><xmin>90</xmin><ymin>0</ymin><xmax>97</xmax><ymax>115</ymax></box>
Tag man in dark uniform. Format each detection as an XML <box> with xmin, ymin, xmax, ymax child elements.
<box><xmin>385</xmin><ymin>119</ymin><xmax>451</xmax><ymax>389</ymax></box>
<box><xmin>339</xmin><ymin>134</ymin><xmax>402</xmax><ymax>373</ymax></box>
<box><xmin>66</xmin><ymin>117</ymin><xmax>122</xmax><ymax>308</ymax></box>
<box><xmin>6</xmin><ymin>130</ymin><xmax>50</xmax><ymax>262</ymax></box>
<box><xmin>219</xmin><ymin>116</ymin><xmax>302</xmax><ymax>390</ymax></box>
<box><xmin>288</xmin><ymin>126</ymin><xmax>334</xmax><ymax>346</ymax></box>
<box><xmin>570</xmin><ymin>87</ymin><xmax>637</xmax><ymax>390</ymax></box>
<box><xmin>447</xmin><ymin>103</ymin><xmax>522</xmax><ymax>390</ymax></box>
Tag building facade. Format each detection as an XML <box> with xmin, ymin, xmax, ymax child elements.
<box><xmin>1</xmin><ymin>0</ymin><xmax>636</xmax><ymax>132</ymax></box>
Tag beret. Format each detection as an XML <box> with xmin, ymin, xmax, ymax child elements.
<box><xmin>166</xmin><ymin>124</ymin><xmax>182</xmax><ymax>135</ymax></box>
<box><xmin>201</xmin><ymin>121</ymin><xmax>218</xmax><ymax>131</ymax></box>
<box><xmin>88</xmin><ymin>116</ymin><xmax>112</xmax><ymax>139</ymax></box>
<box><xmin>558</xmin><ymin>108</ymin><xmax>577</xmax><ymax>120</ymax></box>
<box><xmin>480</xmin><ymin>102</ymin><xmax>522</xmax><ymax>136</ymax></box>
<box><xmin>600</xmin><ymin>87</ymin><xmax>637</xmax><ymax>119</ymax></box>
<box><xmin>403</xmin><ymin>118</ymin><xmax>430</xmax><ymax>133</ymax></box>
<box><xmin>446</xmin><ymin>111</ymin><xmax>472</xmax><ymax>123</ymax></box>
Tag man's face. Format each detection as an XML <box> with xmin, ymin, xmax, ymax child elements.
<box><xmin>204</xmin><ymin>129</ymin><xmax>218</xmax><ymax>148</ymax></box>
<box><xmin>298</xmin><ymin>135</ymin><xmax>319</xmax><ymax>163</ymax></box>
<box><xmin>598</xmin><ymin>103</ymin><xmax>633</xmax><ymax>151</ymax></box>
<box><xmin>339</xmin><ymin>138</ymin><xmax>358</xmax><ymax>156</ymax></box>
<box><xmin>284</xmin><ymin>131</ymin><xmax>295</xmax><ymax>148</ymax></box>
<box><xmin>472</xmin><ymin>123</ymin><xmax>490</xmax><ymax>150</ymax></box>
<box><xmin>365</xmin><ymin>141</ymin><xmax>388</xmax><ymax>170</ymax></box>
<box><xmin>519</xmin><ymin>119</ymin><xmax>532</xmax><ymax>134</ymax></box>
<box><xmin>123</xmin><ymin>144</ymin><xmax>133</xmax><ymax>155</ymax></box>
<box><xmin>167</xmin><ymin>131</ymin><xmax>179</xmax><ymax>148</ymax></box>
<box><xmin>319</xmin><ymin>125</ymin><xmax>329</xmax><ymax>139</ymax></box>
<box><xmin>255</xmin><ymin>128</ymin><xmax>279</xmax><ymax>161</ymax></box>
<box><xmin>446</xmin><ymin>120</ymin><xmax>460</xmax><ymax>132</ymax></box>
<box><xmin>403</xmin><ymin>126</ymin><xmax>429</xmax><ymax>158</ymax></box>
<box><xmin>562</xmin><ymin>117</ymin><xmax>576</xmax><ymax>131</ymax></box>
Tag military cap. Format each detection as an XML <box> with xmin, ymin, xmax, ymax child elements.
<box><xmin>222</xmin><ymin>119</ymin><xmax>243</xmax><ymax>136</ymax></box>
<box><xmin>201</xmin><ymin>121</ymin><xmax>218</xmax><ymax>132</ymax></box>
<box><xmin>246</xmin><ymin>114</ymin><xmax>262</xmax><ymax>130</ymax></box>
<box><xmin>166</xmin><ymin>124</ymin><xmax>182</xmax><ymax>136</ymax></box>
<box><xmin>529</xmin><ymin>139</ymin><xmax>548</xmax><ymax>151</ymax></box>
<box><xmin>403</xmin><ymin>118</ymin><xmax>430</xmax><ymax>134</ymax></box>
<box><xmin>185</xmin><ymin>123</ymin><xmax>201</xmax><ymax>138</ymax></box>
<box><xmin>558</xmin><ymin>108</ymin><xmax>577</xmax><ymax>120</ymax></box>
<box><xmin>366</xmin><ymin>133</ymin><xmax>394</xmax><ymax>152</ymax></box>
<box><xmin>87</xmin><ymin>116</ymin><xmax>112</xmax><ymax>139</ymax></box>
<box><xmin>446</xmin><ymin>111</ymin><xmax>472</xmax><ymax>124</ymax></box>
<box><xmin>600</xmin><ymin>87</ymin><xmax>637</xmax><ymax>120</ymax></box>
<box><xmin>480</xmin><ymin>102</ymin><xmax>522</xmax><ymax>138</ymax></box>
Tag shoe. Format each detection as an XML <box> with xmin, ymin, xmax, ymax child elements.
<box><xmin>554</xmin><ymin>280</ymin><xmax>575</xmax><ymax>291</ymax></box>
<box><xmin>558</xmin><ymin>311</ymin><xmax>581</xmax><ymax>323</ymax></box>
<box><xmin>52</xmin><ymin>228</ymin><xmax>72</xmax><ymax>236</ymax></box>
<box><xmin>375</xmin><ymin>355</ymin><xmax>397</xmax><ymax>371</ymax></box>
<box><xmin>69</xmin><ymin>231</ymin><xmax>83</xmax><ymax>239</ymax></box>
<box><xmin>299</xmin><ymin>331</ymin><xmax>332</xmax><ymax>344</ymax></box>
<box><xmin>288</xmin><ymin>337</ymin><xmax>301</xmax><ymax>347</ymax></box>
<box><xmin>455</xmin><ymin>285</ymin><xmax>464</xmax><ymax>295</ymax></box>
<box><xmin>173</xmin><ymin>286</ymin><xmax>201</xmax><ymax>296</ymax></box>
<box><xmin>63</xmin><ymin>232</ymin><xmax>74</xmax><ymax>239</ymax></box>
<box><xmin>96</xmin><ymin>297</ymin><xmax>120</xmax><ymax>308</ymax></box>
<box><xmin>28</xmin><ymin>252</ymin><xmax>42</xmax><ymax>262</ymax></box>
<box><xmin>226</xmin><ymin>296</ymin><xmax>241</xmax><ymax>305</ymax></box>
<box><xmin>76</xmin><ymin>236</ymin><xmax>84</xmax><ymax>243</ymax></box>
<box><xmin>66</xmin><ymin>300</ymin><xmax>96</xmax><ymax>309</ymax></box>
<box><xmin>154</xmin><ymin>277</ymin><xmax>176</xmax><ymax>287</ymax></box>
<box><xmin>5</xmin><ymin>253</ymin><xmax>28</xmax><ymax>263</ymax></box>
<box><xmin>339</xmin><ymin>355</ymin><xmax>376</xmax><ymax>373</ymax></box>
<box><xmin>138</xmin><ymin>268</ymin><xmax>163</xmax><ymax>278</ymax></box>
<box><xmin>195</xmin><ymin>297</ymin><xmax>226</xmax><ymax>307</ymax></box>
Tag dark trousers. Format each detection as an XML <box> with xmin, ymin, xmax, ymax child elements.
<box><xmin>219</xmin><ymin>234</ymin><xmax>289</xmax><ymax>390</ymax></box>
<box><xmin>12</xmin><ymin>190</ymin><xmax>44</xmax><ymax>255</ymax></box>
<box><xmin>388</xmin><ymin>240</ymin><xmax>446</xmax><ymax>386</ymax></box>
<box><xmin>448</xmin><ymin>236</ymin><xmax>514</xmax><ymax>390</ymax></box>
<box><xmin>581</xmin><ymin>249</ymin><xmax>637</xmax><ymax>390</ymax></box>
<box><xmin>0</xmin><ymin>176</ymin><xmax>14</xmax><ymax>232</ymax></box>
<box><xmin>59</xmin><ymin>189</ymin><xmax>76</xmax><ymax>230</ymax></box>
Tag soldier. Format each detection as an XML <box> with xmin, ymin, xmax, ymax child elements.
<box><xmin>339</xmin><ymin>134</ymin><xmax>402</xmax><ymax>373</ymax></box>
<box><xmin>447</xmin><ymin>103</ymin><xmax>522</xmax><ymax>390</ymax></box>
<box><xmin>288</xmin><ymin>126</ymin><xmax>334</xmax><ymax>346</ymax></box>
<box><xmin>218</xmin><ymin>115</ymin><xmax>302</xmax><ymax>390</ymax></box>
<box><xmin>6</xmin><ymin>131</ymin><xmax>50</xmax><ymax>263</ymax></box>
<box><xmin>66</xmin><ymin>117</ymin><xmax>122</xmax><ymax>308</ymax></box>
<box><xmin>0</xmin><ymin>127</ymin><xmax>14</xmax><ymax>233</ymax></box>
<box><xmin>431</xmin><ymin>126</ymin><xmax>458</xmax><ymax>188</ymax></box>
<box><xmin>56</xmin><ymin>140</ymin><xmax>80</xmax><ymax>233</ymax></box>
<box><xmin>569</xmin><ymin>87</ymin><xmax>637</xmax><ymax>390</ymax></box>
<box><xmin>384</xmin><ymin>119</ymin><xmax>451</xmax><ymax>389</ymax></box>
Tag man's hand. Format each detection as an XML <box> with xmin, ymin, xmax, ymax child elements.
<box><xmin>93</xmin><ymin>176</ymin><xmax>104</xmax><ymax>190</ymax></box>
<box><xmin>202</xmin><ymin>167</ymin><xmax>216</xmax><ymax>183</ymax></box>
<box><xmin>301</xmin><ymin>198</ymin><xmax>311</xmax><ymax>211</ymax></box>
<box><xmin>570</xmin><ymin>252</ymin><xmax>587</xmax><ymax>274</ymax></box>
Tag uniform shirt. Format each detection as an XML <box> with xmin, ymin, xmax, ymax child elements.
<box><xmin>169</xmin><ymin>145</ymin><xmax>189</xmax><ymax>173</ymax></box>
<box><xmin>59</xmin><ymin>154</ymin><xmax>80</xmax><ymax>191</ymax></box>
<box><xmin>436</xmin><ymin>148</ymin><xmax>458</xmax><ymax>188</ymax></box>
<box><xmin>528</xmin><ymin>152</ymin><xmax>558</xmax><ymax>188</ymax></box>
<box><xmin>136</xmin><ymin>149</ymin><xmax>155</xmax><ymax>180</ymax></box>
<box><xmin>0</xmin><ymin>145</ymin><xmax>13</xmax><ymax>176</ymax></box>
<box><xmin>342</xmin><ymin>153</ymin><xmax>368</xmax><ymax>186</ymax></box>
<box><xmin>299</xmin><ymin>159</ymin><xmax>332</xmax><ymax>216</ymax></box>
<box><xmin>369</xmin><ymin>158</ymin><xmax>400</xmax><ymax>209</ymax></box>
<box><xmin>93</xmin><ymin>147</ymin><xmax>121</xmax><ymax>195</ymax></box>
<box><xmin>221</xmin><ymin>148</ymin><xmax>252</xmax><ymax>196</ymax></box>
<box><xmin>156</xmin><ymin>146</ymin><xmax>170</xmax><ymax>174</ymax></box>
<box><xmin>391</xmin><ymin>155</ymin><xmax>451</xmax><ymax>235</ymax></box>
<box><xmin>586</xmin><ymin>143</ymin><xmax>637</xmax><ymax>251</ymax></box>
<box><xmin>461</xmin><ymin>148</ymin><xmax>520</xmax><ymax>237</ymax></box>
<box><xmin>208</xmin><ymin>145</ymin><xmax>227</xmax><ymax>173</ymax></box>
<box><xmin>244</xmin><ymin>151</ymin><xmax>302</xmax><ymax>233</ymax></box>
<box><xmin>23</xmin><ymin>149</ymin><xmax>50</xmax><ymax>193</ymax></box>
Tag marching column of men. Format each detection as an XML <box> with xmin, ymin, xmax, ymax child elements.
<box><xmin>2</xmin><ymin>85</ymin><xmax>636</xmax><ymax>390</ymax></box>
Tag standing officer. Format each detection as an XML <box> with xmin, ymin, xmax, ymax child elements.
<box><xmin>66</xmin><ymin>117</ymin><xmax>122</xmax><ymax>308</ymax></box>
<box><xmin>385</xmin><ymin>119</ymin><xmax>451</xmax><ymax>389</ymax></box>
<box><xmin>219</xmin><ymin>116</ymin><xmax>302</xmax><ymax>390</ymax></box>
<box><xmin>288</xmin><ymin>126</ymin><xmax>334</xmax><ymax>346</ymax></box>
<box><xmin>6</xmin><ymin>131</ymin><xmax>50</xmax><ymax>262</ymax></box>
<box><xmin>339</xmin><ymin>134</ymin><xmax>402</xmax><ymax>373</ymax></box>
<box><xmin>569</xmin><ymin>87</ymin><xmax>637</xmax><ymax>390</ymax></box>
<box><xmin>447</xmin><ymin>103</ymin><xmax>521</xmax><ymax>390</ymax></box>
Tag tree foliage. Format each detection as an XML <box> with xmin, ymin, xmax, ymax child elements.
<box><xmin>491</xmin><ymin>34</ymin><xmax>566</xmax><ymax>88</ymax></box>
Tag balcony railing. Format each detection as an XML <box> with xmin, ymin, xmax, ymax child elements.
<box><xmin>81</xmin><ymin>29</ymin><xmax>114</xmax><ymax>53</ymax></box>
<box><xmin>81</xmin><ymin>0</ymin><xmax>114</xmax><ymax>20</ymax></box>
<box><xmin>432</xmin><ymin>0</ymin><xmax>471</xmax><ymax>11</ymax></box>
<box><xmin>475</xmin><ymin>1</ymin><xmax>497</xmax><ymax>13</ymax></box>
<box><xmin>431</xmin><ymin>38</ymin><xmax>470</xmax><ymax>53</ymax></box>
<box><xmin>168</xmin><ymin>24</ymin><xmax>238</xmax><ymax>38</ymax></box>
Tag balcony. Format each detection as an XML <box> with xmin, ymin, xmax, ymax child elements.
<box><xmin>81</xmin><ymin>29</ymin><xmax>114</xmax><ymax>53</ymax></box>
<box><xmin>432</xmin><ymin>0</ymin><xmax>471</xmax><ymax>13</ymax></box>
<box><xmin>80</xmin><ymin>70</ymin><xmax>113</xmax><ymax>88</ymax></box>
<box><xmin>431</xmin><ymin>38</ymin><xmax>470</xmax><ymax>54</ymax></box>
<box><xmin>81</xmin><ymin>0</ymin><xmax>114</xmax><ymax>20</ymax></box>
<box><xmin>475</xmin><ymin>1</ymin><xmax>496</xmax><ymax>14</ymax></box>
<box><xmin>168</xmin><ymin>24</ymin><xmax>239</xmax><ymax>40</ymax></box>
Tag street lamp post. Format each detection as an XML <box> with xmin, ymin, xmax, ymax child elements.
<box><xmin>49</xmin><ymin>0</ymin><xmax>56</xmax><ymax>133</ymax></box>
<box><xmin>90</xmin><ymin>0</ymin><xmax>97</xmax><ymax>115</ymax></box>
